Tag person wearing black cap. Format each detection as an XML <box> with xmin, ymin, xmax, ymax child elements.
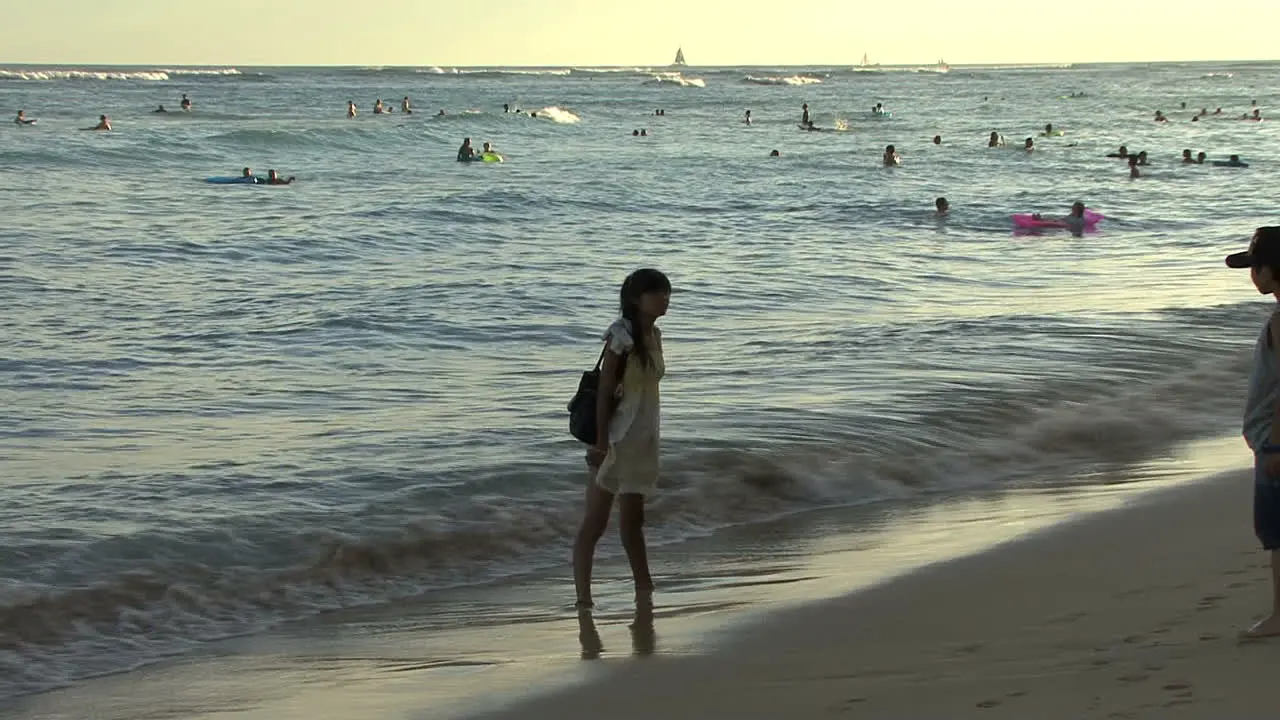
<box><xmin>1226</xmin><ymin>226</ymin><xmax>1280</xmax><ymax>639</ymax></box>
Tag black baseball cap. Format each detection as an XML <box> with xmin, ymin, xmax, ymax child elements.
<box><xmin>1226</xmin><ymin>227</ymin><xmax>1280</xmax><ymax>268</ymax></box>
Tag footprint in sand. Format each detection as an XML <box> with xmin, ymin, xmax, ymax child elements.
<box><xmin>1118</xmin><ymin>672</ymin><xmax>1150</xmax><ymax>683</ymax></box>
<box><xmin>1162</xmin><ymin>680</ymin><xmax>1195</xmax><ymax>703</ymax></box>
<box><xmin>976</xmin><ymin>699</ymin><xmax>1001</xmax><ymax>709</ymax></box>
<box><xmin>1048</xmin><ymin>611</ymin><xmax>1088</xmax><ymax>625</ymax></box>
<box><xmin>827</xmin><ymin>697</ymin><xmax>867</xmax><ymax>714</ymax></box>
<box><xmin>1197</xmin><ymin>594</ymin><xmax>1226</xmax><ymax>611</ymax></box>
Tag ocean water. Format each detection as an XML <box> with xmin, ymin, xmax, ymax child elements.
<box><xmin>1</xmin><ymin>60</ymin><xmax>1277</xmax><ymax>699</ymax></box>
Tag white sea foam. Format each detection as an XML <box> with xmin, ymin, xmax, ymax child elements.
<box><xmin>645</xmin><ymin>72</ymin><xmax>706</xmax><ymax>88</ymax></box>
<box><xmin>743</xmin><ymin>74</ymin><xmax>822</xmax><ymax>86</ymax></box>
<box><xmin>532</xmin><ymin>106</ymin><xmax>581</xmax><ymax>124</ymax></box>
<box><xmin>0</xmin><ymin>69</ymin><xmax>170</xmax><ymax>81</ymax></box>
<box><xmin>161</xmin><ymin>68</ymin><xmax>241</xmax><ymax>76</ymax></box>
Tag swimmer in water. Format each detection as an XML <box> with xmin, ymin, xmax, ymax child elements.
<box><xmin>1154</xmin><ymin>110</ymin><xmax>1168</xmax><ymax>122</ymax></box>
<box><xmin>744</xmin><ymin>109</ymin><xmax>752</xmax><ymax>125</ymax></box>
<box><xmin>801</xmin><ymin>103</ymin><xmax>809</xmax><ymax>126</ymax></box>
<box><xmin>1197</xmin><ymin>151</ymin><xmax>1207</xmax><ymax>164</ymax></box>
<box><xmin>1128</xmin><ymin>155</ymin><xmax>1140</xmax><ymax>179</ymax></box>
<box><xmin>935</xmin><ymin>197</ymin><xmax>949</xmax><ymax>215</ymax></box>
<box><xmin>1107</xmin><ymin>145</ymin><xmax>1129</xmax><ymax>158</ymax></box>
<box><xmin>437</xmin><ymin>109</ymin><xmax>446</xmax><ymax>116</ymax></box>
<box><xmin>988</xmin><ymin>131</ymin><xmax>1004</xmax><ymax>148</ymax></box>
<box><xmin>1064</xmin><ymin>201</ymin><xmax>1087</xmax><ymax>229</ymax></box>
<box><xmin>14</xmin><ymin>110</ymin><xmax>35</xmax><ymax>125</ymax></box>
<box><xmin>347</xmin><ymin>101</ymin><xmax>357</xmax><ymax>118</ymax></box>
<box><xmin>181</xmin><ymin>93</ymin><xmax>191</xmax><ymax>112</ymax></box>
<box><xmin>402</xmin><ymin>96</ymin><xmax>412</xmax><ymax>114</ymax></box>
<box><xmin>153</xmin><ymin>105</ymin><xmax>168</xmax><ymax>113</ymax></box>
<box><xmin>1223</xmin><ymin>154</ymin><xmax>1249</xmax><ymax>167</ymax></box>
<box><xmin>1042</xmin><ymin>123</ymin><xmax>1056</xmax><ymax>136</ymax></box>
<box><xmin>933</xmin><ymin>135</ymin><xmax>942</xmax><ymax>145</ymax></box>
<box><xmin>85</xmin><ymin>114</ymin><xmax>111</xmax><ymax>131</ymax></box>
<box><xmin>503</xmin><ymin>103</ymin><xmax>510</xmax><ymax>113</ymax></box>
<box><xmin>266</xmin><ymin>169</ymin><xmax>296</xmax><ymax>185</ymax></box>
<box><xmin>633</xmin><ymin>129</ymin><xmax>640</xmax><ymax>136</ymax></box>
<box><xmin>882</xmin><ymin>144</ymin><xmax>901</xmax><ymax>166</ymax></box>
<box><xmin>769</xmin><ymin>149</ymin><xmax>780</xmax><ymax>157</ymax></box>
<box><xmin>482</xmin><ymin>141</ymin><xmax>496</xmax><ymax>154</ymax></box>
<box><xmin>1024</xmin><ymin>137</ymin><xmax>1034</xmax><ymax>152</ymax></box>
<box><xmin>457</xmin><ymin>137</ymin><xmax>475</xmax><ymax>161</ymax></box>
<box><xmin>1183</xmin><ymin>149</ymin><xmax>1195</xmax><ymax>164</ymax></box>
<box><xmin>1137</xmin><ymin>150</ymin><xmax>1149</xmax><ymax>166</ymax></box>
<box><xmin>374</xmin><ymin>99</ymin><xmax>385</xmax><ymax>115</ymax></box>
<box><xmin>242</xmin><ymin>168</ymin><xmax>254</xmax><ymax>178</ymax></box>
<box><xmin>640</xmin><ymin>129</ymin><xmax>648</xmax><ymax>136</ymax></box>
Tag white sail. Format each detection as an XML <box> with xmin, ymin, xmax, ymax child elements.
<box><xmin>673</xmin><ymin>48</ymin><xmax>686</xmax><ymax>66</ymax></box>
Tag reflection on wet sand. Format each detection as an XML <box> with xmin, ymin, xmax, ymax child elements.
<box><xmin>577</xmin><ymin>604</ymin><xmax>657</xmax><ymax>659</ymax></box>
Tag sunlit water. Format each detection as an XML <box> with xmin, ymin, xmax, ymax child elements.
<box><xmin>0</xmin><ymin>60</ymin><xmax>1275</xmax><ymax>698</ymax></box>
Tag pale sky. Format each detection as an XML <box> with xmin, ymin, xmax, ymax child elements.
<box><xmin>4</xmin><ymin>0</ymin><xmax>1278</xmax><ymax>67</ymax></box>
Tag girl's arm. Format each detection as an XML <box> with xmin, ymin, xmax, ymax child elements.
<box><xmin>594</xmin><ymin>348</ymin><xmax>623</xmax><ymax>451</ymax></box>
<box><xmin>1266</xmin><ymin>314</ymin><xmax>1280</xmax><ymax>449</ymax></box>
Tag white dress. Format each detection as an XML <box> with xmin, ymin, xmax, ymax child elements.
<box><xmin>593</xmin><ymin>318</ymin><xmax>664</xmax><ymax>495</ymax></box>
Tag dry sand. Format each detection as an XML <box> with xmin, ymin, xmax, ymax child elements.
<box><xmin>478</xmin><ymin>470</ymin><xmax>1279</xmax><ymax>720</ymax></box>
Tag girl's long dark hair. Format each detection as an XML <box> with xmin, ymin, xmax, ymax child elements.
<box><xmin>619</xmin><ymin>268</ymin><xmax>670</xmax><ymax>368</ymax></box>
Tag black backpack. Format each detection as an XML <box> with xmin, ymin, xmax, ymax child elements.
<box><xmin>567</xmin><ymin>344</ymin><xmax>627</xmax><ymax>444</ymax></box>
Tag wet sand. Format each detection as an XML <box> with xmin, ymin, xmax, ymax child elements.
<box><xmin>481</xmin><ymin>470</ymin><xmax>1275</xmax><ymax>719</ymax></box>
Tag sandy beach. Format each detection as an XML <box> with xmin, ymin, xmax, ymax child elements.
<box><xmin>4</xmin><ymin>438</ymin><xmax>1272</xmax><ymax>720</ymax></box>
<box><xmin>480</xmin><ymin>467</ymin><xmax>1274</xmax><ymax>720</ymax></box>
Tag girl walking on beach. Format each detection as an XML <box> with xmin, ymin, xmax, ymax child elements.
<box><xmin>573</xmin><ymin>268</ymin><xmax>671</xmax><ymax>610</ymax></box>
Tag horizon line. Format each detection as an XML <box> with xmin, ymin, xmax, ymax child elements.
<box><xmin>1</xmin><ymin>58</ymin><xmax>1277</xmax><ymax>69</ymax></box>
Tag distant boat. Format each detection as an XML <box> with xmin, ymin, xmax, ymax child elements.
<box><xmin>854</xmin><ymin>52</ymin><xmax>881</xmax><ymax>72</ymax></box>
<box><xmin>673</xmin><ymin>47</ymin><xmax>686</xmax><ymax>66</ymax></box>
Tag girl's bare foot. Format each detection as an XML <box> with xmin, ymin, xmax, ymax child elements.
<box><xmin>1240</xmin><ymin>614</ymin><xmax>1280</xmax><ymax>641</ymax></box>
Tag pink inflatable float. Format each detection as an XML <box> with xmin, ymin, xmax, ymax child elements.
<box><xmin>1011</xmin><ymin>209</ymin><xmax>1104</xmax><ymax>229</ymax></box>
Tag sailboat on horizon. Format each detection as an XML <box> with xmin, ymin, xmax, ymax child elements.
<box><xmin>672</xmin><ymin>47</ymin><xmax>687</xmax><ymax>66</ymax></box>
<box><xmin>854</xmin><ymin>52</ymin><xmax>881</xmax><ymax>72</ymax></box>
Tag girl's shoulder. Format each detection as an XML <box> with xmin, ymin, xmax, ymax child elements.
<box><xmin>602</xmin><ymin>318</ymin><xmax>634</xmax><ymax>354</ymax></box>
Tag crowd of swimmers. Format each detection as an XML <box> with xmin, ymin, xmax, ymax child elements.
<box><xmin>12</xmin><ymin>92</ymin><xmax>197</xmax><ymax>130</ymax></box>
<box><xmin>12</xmin><ymin>88</ymin><xmax>1263</xmax><ymax>183</ymax></box>
<box><xmin>347</xmin><ymin>96</ymin><xmax>416</xmax><ymax>118</ymax></box>
<box><xmin>756</xmin><ymin>100</ymin><xmax>1259</xmax><ymax>175</ymax></box>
